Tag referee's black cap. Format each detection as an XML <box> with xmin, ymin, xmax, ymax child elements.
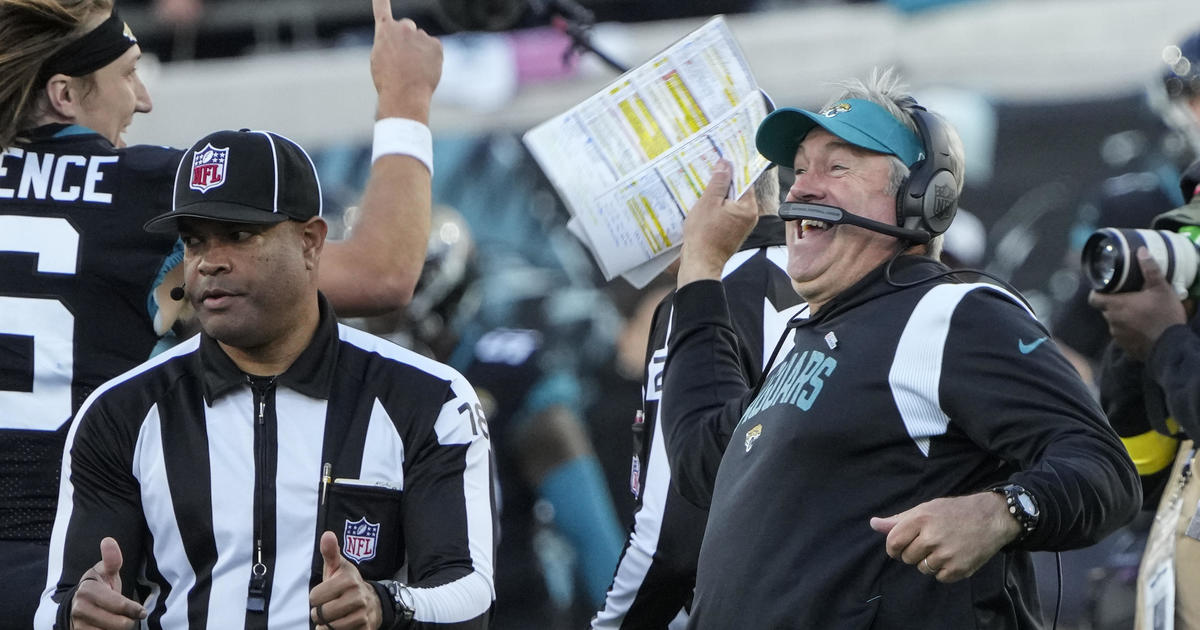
<box><xmin>145</xmin><ymin>129</ymin><xmax>323</xmax><ymax>233</ymax></box>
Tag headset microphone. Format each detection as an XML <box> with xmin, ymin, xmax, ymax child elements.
<box><xmin>170</xmin><ymin>284</ymin><xmax>186</xmax><ymax>301</ymax></box>
<box><xmin>777</xmin><ymin>202</ymin><xmax>931</xmax><ymax>244</ymax></box>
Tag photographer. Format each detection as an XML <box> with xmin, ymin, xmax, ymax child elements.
<box><xmin>1089</xmin><ymin>159</ymin><xmax>1200</xmax><ymax>629</ymax></box>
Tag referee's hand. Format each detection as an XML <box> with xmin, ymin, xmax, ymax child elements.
<box><xmin>310</xmin><ymin>531</ymin><xmax>383</xmax><ymax>630</ymax></box>
<box><xmin>69</xmin><ymin>537</ymin><xmax>147</xmax><ymax>630</ymax></box>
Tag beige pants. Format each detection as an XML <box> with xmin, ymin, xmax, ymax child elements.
<box><xmin>1136</xmin><ymin>440</ymin><xmax>1200</xmax><ymax>630</ymax></box>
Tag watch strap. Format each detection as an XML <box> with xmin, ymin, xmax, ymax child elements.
<box><xmin>991</xmin><ymin>483</ymin><xmax>1039</xmax><ymax>541</ymax></box>
<box><xmin>370</xmin><ymin>580</ymin><xmax>399</xmax><ymax>630</ymax></box>
<box><xmin>371</xmin><ymin>579</ymin><xmax>416</xmax><ymax>630</ymax></box>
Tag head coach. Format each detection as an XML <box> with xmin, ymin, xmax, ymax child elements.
<box><xmin>657</xmin><ymin>69</ymin><xmax>1141</xmax><ymax>629</ymax></box>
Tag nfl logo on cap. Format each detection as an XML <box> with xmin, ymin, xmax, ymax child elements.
<box><xmin>189</xmin><ymin>143</ymin><xmax>228</xmax><ymax>193</ymax></box>
<box><xmin>144</xmin><ymin>129</ymin><xmax>323</xmax><ymax>234</ymax></box>
<box><xmin>343</xmin><ymin>517</ymin><xmax>379</xmax><ymax>564</ymax></box>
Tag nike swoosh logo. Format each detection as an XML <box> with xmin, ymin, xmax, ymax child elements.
<box><xmin>1018</xmin><ymin>337</ymin><xmax>1048</xmax><ymax>354</ymax></box>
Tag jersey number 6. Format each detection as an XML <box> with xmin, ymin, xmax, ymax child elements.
<box><xmin>0</xmin><ymin>215</ymin><xmax>79</xmax><ymax>432</ymax></box>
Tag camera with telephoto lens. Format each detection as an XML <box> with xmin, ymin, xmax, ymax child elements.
<box><xmin>1081</xmin><ymin>226</ymin><xmax>1200</xmax><ymax>298</ymax></box>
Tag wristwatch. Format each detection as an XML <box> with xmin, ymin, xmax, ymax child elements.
<box><xmin>383</xmin><ymin>580</ymin><xmax>415</xmax><ymax>627</ymax></box>
<box><xmin>991</xmin><ymin>483</ymin><xmax>1040</xmax><ymax>540</ymax></box>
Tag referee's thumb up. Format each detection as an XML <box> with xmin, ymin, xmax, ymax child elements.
<box><xmin>99</xmin><ymin>535</ymin><xmax>123</xmax><ymax>580</ymax></box>
<box><xmin>97</xmin><ymin>536</ymin><xmax>124</xmax><ymax>591</ymax></box>
<box><xmin>319</xmin><ymin>531</ymin><xmax>345</xmax><ymax>580</ymax></box>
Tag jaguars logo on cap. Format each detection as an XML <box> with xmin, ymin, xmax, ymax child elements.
<box><xmin>820</xmin><ymin>102</ymin><xmax>852</xmax><ymax>118</ymax></box>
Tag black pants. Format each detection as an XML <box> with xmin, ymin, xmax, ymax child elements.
<box><xmin>0</xmin><ymin>539</ymin><xmax>50</xmax><ymax>629</ymax></box>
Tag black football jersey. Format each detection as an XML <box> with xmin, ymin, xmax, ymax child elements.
<box><xmin>0</xmin><ymin>125</ymin><xmax>181</xmax><ymax>540</ymax></box>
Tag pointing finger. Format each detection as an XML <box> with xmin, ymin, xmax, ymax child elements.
<box><xmin>372</xmin><ymin>0</ymin><xmax>393</xmax><ymax>23</ymax></box>
<box><xmin>868</xmin><ymin>515</ymin><xmax>897</xmax><ymax>535</ymax></box>
<box><xmin>873</xmin><ymin>511</ymin><xmax>920</xmax><ymax>560</ymax></box>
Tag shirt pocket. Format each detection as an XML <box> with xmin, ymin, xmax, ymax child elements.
<box><xmin>323</xmin><ymin>479</ymin><xmax>404</xmax><ymax>580</ymax></box>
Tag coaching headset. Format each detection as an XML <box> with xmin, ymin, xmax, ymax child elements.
<box><xmin>765</xmin><ymin>97</ymin><xmax>959</xmax><ymax>245</ymax></box>
<box><xmin>761</xmin><ymin>96</ymin><xmax>1034</xmax><ymax>308</ymax></box>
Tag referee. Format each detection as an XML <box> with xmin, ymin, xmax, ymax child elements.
<box><xmin>36</xmin><ymin>129</ymin><xmax>495</xmax><ymax>629</ymax></box>
<box><xmin>1</xmin><ymin>2</ymin><xmax>443</xmax><ymax>624</ymax></box>
<box><xmin>593</xmin><ymin>165</ymin><xmax>805</xmax><ymax>628</ymax></box>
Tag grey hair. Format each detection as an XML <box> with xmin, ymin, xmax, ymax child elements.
<box><xmin>830</xmin><ymin>68</ymin><xmax>960</xmax><ymax>259</ymax></box>
<box><xmin>825</xmin><ymin>67</ymin><xmax>966</xmax><ymax>196</ymax></box>
<box><xmin>752</xmin><ymin>166</ymin><xmax>780</xmax><ymax>216</ymax></box>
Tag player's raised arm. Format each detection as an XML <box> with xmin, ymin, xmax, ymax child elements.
<box><xmin>317</xmin><ymin>0</ymin><xmax>443</xmax><ymax>316</ymax></box>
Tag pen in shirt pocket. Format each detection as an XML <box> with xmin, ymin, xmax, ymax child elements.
<box><xmin>320</xmin><ymin>462</ymin><xmax>331</xmax><ymax>528</ymax></box>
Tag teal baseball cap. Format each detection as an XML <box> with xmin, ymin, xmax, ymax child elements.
<box><xmin>755</xmin><ymin>98</ymin><xmax>924</xmax><ymax>169</ymax></box>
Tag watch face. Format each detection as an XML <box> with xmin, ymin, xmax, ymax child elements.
<box><xmin>390</xmin><ymin>582</ymin><xmax>415</xmax><ymax>615</ymax></box>
<box><xmin>1016</xmin><ymin>492</ymin><xmax>1037</xmax><ymax>516</ymax></box>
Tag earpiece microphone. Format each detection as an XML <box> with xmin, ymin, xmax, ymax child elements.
<box><xmin>778</xmin><ymin>202</ymin><xmax>931</xmax><ymax>244</ymax></box>
<box><xmin>169</xmin><ymin>284</ymin><xmax>186</xmax><ymax>301</ymax></box>
<box><xmin>779</xmin><ymin>202</ymin><xmax>1034</xmax><ymax>312</ymax></box>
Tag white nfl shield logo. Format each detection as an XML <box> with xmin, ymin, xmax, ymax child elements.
<box><xmin>189</xmin><ymin>143</ymin><xmax>228</xmax><ymax>193</ymax></box>
<box><xmin>342</xmin><ymin>517</ymin><xmax>379</xmax><ymax>564</ymax></box>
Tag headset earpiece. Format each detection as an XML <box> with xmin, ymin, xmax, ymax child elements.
<box><xmin>895</xmin><ymin>105</ymin><xmax>959</xmax><ymax>239</ymax></box>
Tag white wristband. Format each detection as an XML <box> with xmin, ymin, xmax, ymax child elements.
<box><xmin>371</xmin><ymin>118</ymin><xmax>433</xmax><ymax>176</ymax></box>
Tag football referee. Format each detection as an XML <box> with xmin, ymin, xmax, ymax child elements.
<box><xmin>1</xmin><ymin>1</ymin><xmax>442</xmax><ymax>624</ymax></box>
<box><xmin>593</xmin><ymin>166</ymin><xmax>805</xmax><ymax>628</ymax></box>
<box><xmin>36</xmin><ymin>129</ymin><xmax>496</xmax><ymax>629</ymax></box>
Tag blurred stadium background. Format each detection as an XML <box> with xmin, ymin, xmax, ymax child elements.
<box><xmin>120</xmin><ymin>0</ymin><xmax>1196</xmax><ymax>316</ymax></box>
<box><xmin>118</xmin><ymin>1</ymin><xmax>1197</xmax><ymax>627</ymax></box>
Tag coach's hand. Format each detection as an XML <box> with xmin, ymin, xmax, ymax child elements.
<box><xmin>678</xmin><ymin>160</ymin><xmax>758</xmax><ymax>287</ymax></box>
<box><xmin>371</xmin><ymin>0</ymin><xmax>443</xmax><ymax>122</ymax></box>
<box><xmin>310</xmin><ymin>531</ymin><xmax>382</xmax><ymax>630</ymax></box>
<box><xmin>869</xmin><ymin>492</ymin><xmax>1022</xmax><ymax>583</ymax></box>
<box><xmin>70</xmin><ymin>537</ymin><xmax>146</xmax><ymax>630</ymax></box>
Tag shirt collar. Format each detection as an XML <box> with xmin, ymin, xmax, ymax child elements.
<box><xmin>52</xmin><ymin>124</ymin><xmax>100</xmax><ymax>138</ymax></box>
<box><xmin>20</xmin><ymin>123</ymin><xmax>104</xmax><ymax>142</ymax></box>
<box><xmin>198</xmin><ymin>292</ymin><xmax>340</xmax><ymax>405</ymax></box>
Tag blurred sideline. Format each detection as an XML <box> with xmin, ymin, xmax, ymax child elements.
<box><xmin>125</xmin><ymin>0</ymin><xmax>1192</xmax><ymax>150</ymax></box>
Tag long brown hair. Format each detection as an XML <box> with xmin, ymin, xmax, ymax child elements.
<box><xmin>0</xmin><ymin>0</ymin><xmax>112</xmax><ymax>149</ymax></box>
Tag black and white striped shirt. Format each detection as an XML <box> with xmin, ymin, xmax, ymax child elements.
<box><xmin>36</xmin><ymin>296</ymin><xmax>496</xmax><ymax>629</ymax></box>
<box><xmin>593</xmin><ymin>217</ymin><xmax>804</xmax><ymax>629</ymax></box>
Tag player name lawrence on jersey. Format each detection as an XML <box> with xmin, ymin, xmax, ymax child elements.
<box><xmin>0</xmin><ymin>148</ymin><xmax>119</xmax><ymax>203</ymax></box>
